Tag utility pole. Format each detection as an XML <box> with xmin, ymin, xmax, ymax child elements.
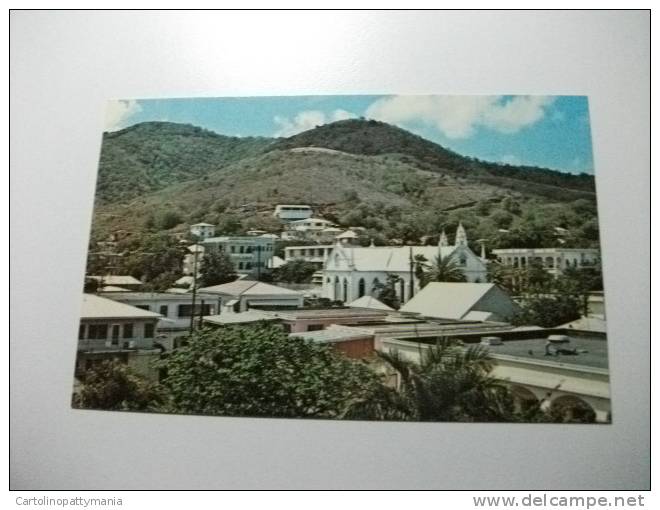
<box><xmin>189</xmin><ymin>246</ymin><xmax>199</xmax><ymax>334</ymax></box>
<box><xmin>256</xmin><ymin>245</ymin><xmax>261</xmax><ymax>281</ymax></box>
<box><xmin>409</xmin><ymin>246</ymin><xmax>415</xmax><ymax>301</ymax></box>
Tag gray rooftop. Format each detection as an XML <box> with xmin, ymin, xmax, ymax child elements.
<box><xmin>486</xmin><ymin>335</ymin><xmax>609</xmax><ymax>369</ymax></box>
<box><xmin>290</xmin><ymin>326</ymin><xmax>373</xmax><ymax>344</ymax></box>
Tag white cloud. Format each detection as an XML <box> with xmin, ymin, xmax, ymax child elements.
<box><xmin>274</xmin><ymin>109</ymin><xmax>356</xmax><ymax>137</ymax></box>
<box><xmin>104</xmin><ymin>99</ymin><xmax>142</xmax><ymax>131</ymax></box>
<box><xmin>365</xmin><ymin>95</ymin><xmax>555</xmax><ymax>139</ymax></box>
<box><xmin>500</xmin><ymin>154</ymin><xmax>521</xmax><ymax>165</ymax></box>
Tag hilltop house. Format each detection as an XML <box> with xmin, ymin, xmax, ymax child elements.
<box><xmin>190</xmin><ymin>222</ymin><xmax>216</xmax><ymax>240</ymax></box>
<box><xmin>281</xmin><ymin>217</ymin><xmax>340</xmax><ymax>243</ymax></box>
<box><xmin>273</xmin><ymin>204</ymin><xmax>313</xmax><ymax>221</ymax></box>
<box><xmin>322</xmin><ymin>223</ymin><xmax>487</xmax><ymax>304</ymax></box>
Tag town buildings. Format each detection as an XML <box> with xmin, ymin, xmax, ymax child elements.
<box><xmin>322</xmin><ymin>224</ymin><xmax>488</xmax><ymax>304</ymax></box>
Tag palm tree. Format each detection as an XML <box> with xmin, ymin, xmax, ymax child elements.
<box><xmin>422</xmin><ymin>254</ymin><xmax>466</xmax><ymax>286</ymax></box>
<box><xmin>413</xmin><ymin>254</ymin><xmax>429</xmax><ymax>282</ymax></box>
<box><xmin>374</xmin><ymin>338</ymin><xmax>522</xmax><ymax>422</ymax></box>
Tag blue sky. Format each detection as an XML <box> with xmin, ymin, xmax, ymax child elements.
<box><xmin>106</xmin><ymin>95</ymin><xmax>594</xmax><ymax>174</ymax></box>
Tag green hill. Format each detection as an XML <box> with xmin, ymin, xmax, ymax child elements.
<box><xmin>268</xmin><ymin>118</ymin><xmax>596</xmax><ymax>198</ymax></box>
<box><xmin>88</xmin><ymin>119</ymin><xmax>601</xmax><ymax>264</ymax></box>
<box><xmin>96</xmin><ymin>122</ymin><xmax>273</xmax><ymax>204</ymax></box>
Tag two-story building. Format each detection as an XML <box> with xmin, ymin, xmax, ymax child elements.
<box><xmin>283</xmin><ymin>244</ymin><xmax>334</xmax><ymax>268</ymax></box>
<box><xmin>76</xmin><ymin>294</ymin><xmax>163</xmax><ymax>380</ymax></box>
<box><xmin>181</xmin><ymin>236</ymin><xmax>277</xmax><ymax>278</ymax></box>
<box><xmin>281</xmin><ymin>218</ymin><xmax>340</xmax><ymax>243</ymax></box>
<box><xmin>190</xmin><ymin>222</ymin><xmax>216</xmax><ymax>240</ymax></box>
<box><xmin>491</xmin><ymin>247</ymin><xmax>600</xmax><ymax>276</ymax></box>
<box><xmin>273</xmin><ymin>204</ymin><xmax>313</xmax><ymax>222</ymax></box>
<box><xmin>98</xmin><ymin>291</ymin><xmax>219</xmax><ymax>349</ymax></box>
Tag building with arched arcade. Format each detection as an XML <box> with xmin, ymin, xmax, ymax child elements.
<box><xmin>322</xmin><ymin>223</ymin><xmax>488</xmax><ymax>305</ymax></box>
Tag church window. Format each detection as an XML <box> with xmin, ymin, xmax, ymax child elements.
<box><xmin>343</xmin><ymin>278</ymin><xmax>348</xmax><ymax>302</ymax></box>
<box><xmin>358</xmin><ymin>278</ymin><xmax>365</xmax><ymax>298</ymax></box>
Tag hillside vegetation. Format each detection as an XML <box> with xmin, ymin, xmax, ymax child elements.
<box><xmin>88</xmin><ymin>119</ymin><xmax>602</xmax><ymax>282</ymax></box>
<box><xmin>96</xmin><ymin>122</ymin><xmax>273</xmax><ymax>204</ymax></box>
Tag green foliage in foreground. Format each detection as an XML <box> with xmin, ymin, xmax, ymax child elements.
<box><xmin>72</xmin><ymin>360</ymin><xmax>163</xmax><ymax>411</ymax></box>
<box><xmin>158</xmin><ymin>325</ymin><xmax>380</xmax><ymax>418</ymax></box>
<box><xmin>346</xmin><ymin>339</ymin><xmax>549</xmax><ymax>423</ymax></box>
<box><xmin>73</xmin><ymin>328</ymin><xmax>595</xmax><ymax>423</ymax></box>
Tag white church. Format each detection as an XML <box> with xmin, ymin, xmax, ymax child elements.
<box><xmin>322</xmin><ymin>223</ymin><xmax>488</xmax><ymax>304</ymax></box>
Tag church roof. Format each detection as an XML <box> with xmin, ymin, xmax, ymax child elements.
<box><xmin>400</xmin><ymin>282</ymin><xmax>501</xmax><ymax>320</ymax></box>
<box><xmin>347</xmin><ymin>295</ymin><xmax>395</xmax><ymax>311</ymax></box>
<box><xmin>332</xmin><ymin>245</ymin><xmax>458</xmax><ymax>272</ymax></box>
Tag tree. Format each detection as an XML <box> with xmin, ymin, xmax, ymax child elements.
<box><xmin>373</xmin><ymin>274</ymin><xmax>402</xmax><ymax>310</ymax></box>
<box><xmin>197</xmin><ymin>249</ymin><xmax>237</xmax><ymax>288</ymax></box>
<box><xmin>490</xmin><ymin>210</ymin><xmax>514</xmax><ymax>230</ymax></box>
<box><xmin>511</xmin><ymin>294</ymin><xmax>582</xmax><ymax>328</ymax></box>
<box><xmin>157</xmin><ymin>210</ymin><xmax>183</xmax><ymax>230</ymax></box>
<box><xmin>413</xmin><ymin>254</ymin><xmax>429</xmax><ymax>283</ymax></box>
<box><xmin>272</xmin><ymin>260</ymin><xmax>317</xmax><ymax>284</ymax></box>
<box><xmin>422</xmin><ymin>254</ymin><xmax>466</xmax><ymax>285</ymax></box>
<box><xmin>122</xmin><ymin>233</ymin><xmax>184</xmax><ymax>283</ymax></box>
<box><xmin>348</xmin><ymin>338</ymin><xmax>548</xmax><ymax>422</ymax></box>
<box><xmin>159</xmin><ymin>325</ymin><xmax>381</xmax><ymax>418</ymax></box>
<box><xmin>502</xmin><ymin>196</ymin><xmax>521</xmax><ymax>215</ymax></box>
<box><xmin>72</xmin><ymin>360</ymin><xmax>163</xmax><ymax>411</ymax></box>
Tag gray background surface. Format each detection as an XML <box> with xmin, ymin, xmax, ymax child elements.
<box><xmin>10</xmin><ymin>11</ymin><xmax>650</xmax><ymax>489</ymax></box>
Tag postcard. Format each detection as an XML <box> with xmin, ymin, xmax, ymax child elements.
<box><xmin>73</xmin><ymin>95</ymin><xmax>608</xmax><ymax>423</ymax></box>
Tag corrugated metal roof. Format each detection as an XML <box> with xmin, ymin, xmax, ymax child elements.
<box><xmin>400</xmin><ymin>282</ymin><xmax>496</xmax><ymax>320</ymax></box>
<box><xmin>203</xmin><ymin>310</ymin><xmax>278</xmax><ymax>325</ymax></box>
<box><xmin>88</xmin><ymin>275</ymin><xmax>142</xmax><ymax>286</ymax></box>
<box><xmin>290</xmin><ymin>325</ymin><xmax>373</xmax><ymax>344</ymax></box>
<box><xmin>199</xmin><ymin>280</ymin><xmax>303</xmax><ymax>296</ymax></box>
<box><xmin>347</xmin><ymin>295</ymin><xmax>394</xmax><ymax>311</ymax></box>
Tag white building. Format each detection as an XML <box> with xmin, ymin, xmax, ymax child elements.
<box><xmin>322</xmin><ymin>224</ymin><xmax>488</xmax><ymax>304</ymax></box>
<box><xmin>282</xmin><ymin>218</ymin><xmax>339</xmax><ymax>243</ymax></box>
<box><xmin>399</xmin><ymin>282</ymin><xmax>520</xmax><ymax>322</ymax></box>
<box><xmin>491</xmin><ymin>247</ymin><xmax>599</xmax><ymax>276</ymax></box>
<box><xmin>379</xmin><ymin>331</ymin><xmax>610</xmax><ymax>422</ymax></box>
<box><xmin>190</xmin><ymin>222</ymin><xmax>216</xmax><ymax>240</ymax></box>
<box><xmin>76</xmin><ymin>294</ymin><xmax>163</xmax><ymax>379</ymax></box>
<box><xmin>198</xmin><ymin>280</ymin><xmax>304</xmax><ymax>312</ymax></box>
<box><xmin>98</xmin><ymin>291</ymin><xmax>219</xmax><ymax>348</ymax></box>
<box><xmin>283</xmin><ymin>245</ymin><xmax>334</xmax><ymax>268</ymax></box>
<box><xmin>184</xmin><ymin>235</ymin><xmax>276</xmax><ymax>278</ymax></box>
<box><xmin>273</xmin><ymin>204</ymin><xmax>313</xmax><ymax>221</ymax></box>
